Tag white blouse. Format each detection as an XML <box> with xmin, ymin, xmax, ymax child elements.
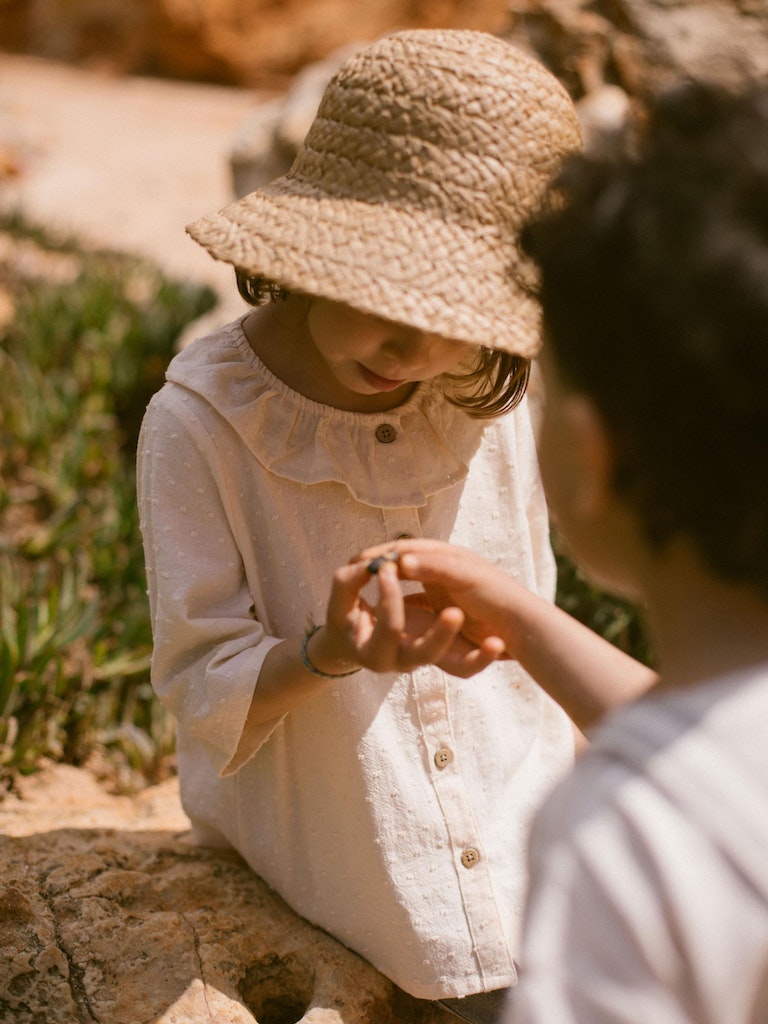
<box><xmin>137</xmin><ymin>316</ymin><xmax>574</xmax><ymax>1000</ymax></box>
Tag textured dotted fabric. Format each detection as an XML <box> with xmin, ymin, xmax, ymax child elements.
<box><xmin>137</xmin><ymin>317</ymin><xmax>576</xmax><ymax>1000</ymax></box>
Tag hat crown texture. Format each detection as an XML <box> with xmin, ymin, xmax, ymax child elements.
<box><xmin>186</xmin><ymin>29</ymin><xmax>582</xmax><ymax>355</ymax></box>
<box><xmin>288</xmin><ymin>30</ymin><xmax>579</xmax><ymax>234</ymax></box>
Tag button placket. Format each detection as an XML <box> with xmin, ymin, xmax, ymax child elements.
<box><xmin>381</xmin><ymin>509</ymin><xmax>421</xmax><ymax>544</ymax></box>
<box><xmin>412</xmin><ymin>667</ymin><xmax>511</xmax><ymax>971</ymax></box>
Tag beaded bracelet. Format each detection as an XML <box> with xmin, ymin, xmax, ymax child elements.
<box><xmin>300</xmin><ymin>620</ymin><xmax>361</xmax><ymax>679</ymax></box>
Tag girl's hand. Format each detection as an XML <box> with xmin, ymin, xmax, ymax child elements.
<box><xmin>358</xmin><ymin>539</ymin><xmax>525</xmax><ymax>656</ymax></box>
<box><xmin>401</xmin><ymin>592</ymin><xmax>507</xmax><ymax>677</ymax></box>
<box><xmin>311</xmin><ymin>558</ymin><xmax>505</xmax><ymax>678</ymax></box>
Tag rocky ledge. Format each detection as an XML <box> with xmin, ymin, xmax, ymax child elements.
<box><xmin>0</xmin><ymin>766</ymin><xmax>452</xmax><ymax>1024</ymax></box>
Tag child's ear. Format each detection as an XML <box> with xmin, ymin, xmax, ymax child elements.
<box><xmin>562</xmin><ymin>394</ymin><xmax>616</xmax><ymax>519</ymax></box>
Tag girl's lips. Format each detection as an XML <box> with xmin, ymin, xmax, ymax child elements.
<box><xmin>358</xmin><ymin>364</ymin><xmax>407</xmax><ymax>391</ymax></box>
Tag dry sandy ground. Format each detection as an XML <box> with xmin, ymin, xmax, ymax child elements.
<box><xmin>0</xmin><ymin>762</ymin><xmax>191</xmax><ymax>836</ymax></box>
<box><xmin>0</xmin><ymin>53</ymin><xmax>263</xmax><ymax>320</ymax></box>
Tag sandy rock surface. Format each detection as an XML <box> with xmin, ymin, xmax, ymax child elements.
<box><xmin>0</xmin><ymin>766</ymin><xmax>454</xmax><ymax>1023</ymax></box>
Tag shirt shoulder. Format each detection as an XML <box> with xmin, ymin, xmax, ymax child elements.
<box><xmin>510</xmin><ymin>668</ymin><xmax>768</xmax><ymax>1024</ymax></box>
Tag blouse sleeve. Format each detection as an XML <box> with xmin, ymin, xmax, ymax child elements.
<box><xmin>137</xmin><ymin>387</ymin><xmax>284</xmax><ymax>776</ymax></box>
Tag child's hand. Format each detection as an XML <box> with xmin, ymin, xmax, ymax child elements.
<box><xmin>315</xmin><ymin>558</ymin><xmax>505</xmax><ymax>678</ymax></box>
<box><xmin>400</xmin><ymin>592</ymin><xmax>507</xmax><ymax>677</ymax></box>
<box><xmin>357</xmin><ymin>539</ymin><xmax>526</xmax><ymax>658</ymax></box>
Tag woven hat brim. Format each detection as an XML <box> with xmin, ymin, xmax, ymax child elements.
<box><xmin>187</xmin><ymin>181</ymin><xmax>543</xmax><ymax>357</ymax></box>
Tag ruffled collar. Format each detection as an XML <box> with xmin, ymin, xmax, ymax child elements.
<box><xmin>165</xmin><ymin>316</ymin><xmax>486</xmax><ymax>508</ymax></box>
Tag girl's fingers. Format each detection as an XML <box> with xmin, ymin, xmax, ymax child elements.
<box><xmin>363</xmin><ymin>563</ymin><xmax>409</xmax><ymax>671</ymax></box>
<box><xmin>329</xmin><ymin>552</ymin><xmax>506</xmax><ymax>677</ymax></box>
<box><xmin>372</xmin><ymin>562</ymin><xmax>405</xmax><ymax>634</ymax></box>
<box><xmin>328</xmin><ymin>560</ymin><xmax>378</xmax><ymax>621</ymax></box>
<box><xmin>397</xmin><ymin>605</ymin><xmax>465</xmax><ymax>671</ymax></box>
<box><xmin>450</xmin><ymin>636</ymin><xmax>507</xmax><ymax>677</ymax></box>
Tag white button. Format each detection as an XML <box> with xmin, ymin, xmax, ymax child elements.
<box><xmin>461</xmin><ymin>848</ymin><xmax>480</xmax><ymax>869</ymax></box>
<box><xmin>434</xmin><ymin>747</ymin><xmax>453</xmax><ymax>770</ymax></box>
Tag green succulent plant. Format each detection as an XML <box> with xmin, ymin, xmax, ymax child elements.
<box><xmin>0</xmin><ymin>212</ymin><xmax>215</xmax><ymax>788</ymax></box>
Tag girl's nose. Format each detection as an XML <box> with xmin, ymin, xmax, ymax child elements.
<box><xmin>384</xmin><ymin>329</ymin><xmax>438</xmax><ymax>369</ymax></box>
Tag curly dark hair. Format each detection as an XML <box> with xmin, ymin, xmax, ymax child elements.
<box><xmin>235</xmin><ymin>269</ymin><xmax>529</xmax><ymax>418</ymax></box>
<box><xmin>522</xmin><ymin>81</ymin><xmax>768</xmax><ymax>593</ymax></box>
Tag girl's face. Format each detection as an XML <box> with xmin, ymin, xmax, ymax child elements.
<box><xmin>306</xmin><ymin>299</ymin><xmax>473</xmax><ymax>403</ymax></box>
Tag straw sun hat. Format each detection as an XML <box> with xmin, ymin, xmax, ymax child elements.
<box><xmin>187</xmin><ymin>29</ymin><xmax>581</xmax><ymax>356</ymax></box>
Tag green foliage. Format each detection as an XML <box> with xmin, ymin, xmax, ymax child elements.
<box><xmin>0</xmin><ymin>213</ymin><xmax>216</xmax><ymax>787</ymax></box>
<box><xmin>553</xmin><ymin>530</ymin><xmax>654</xmax><ymax>667</ymax></box>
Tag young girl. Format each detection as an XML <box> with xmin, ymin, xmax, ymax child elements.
<box><xmin>137</xmin><ymin>29</ymin><xmax>580</xmax><ymax>1019</ymax></box>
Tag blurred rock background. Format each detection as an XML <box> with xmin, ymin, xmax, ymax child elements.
<box><xmin>0</xmin><ymin>0</ymin><xmax>514</xmax><ymax>87</ymax></box>
<box><xmin>2</xmin><ymin>0</ymin><xmax>766</xmax><ymax>93</ymax></box>
<box><xmin>2</xmin><ymin>0</ymin><xmax>767</xmax><ymax>311</ymax></box>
